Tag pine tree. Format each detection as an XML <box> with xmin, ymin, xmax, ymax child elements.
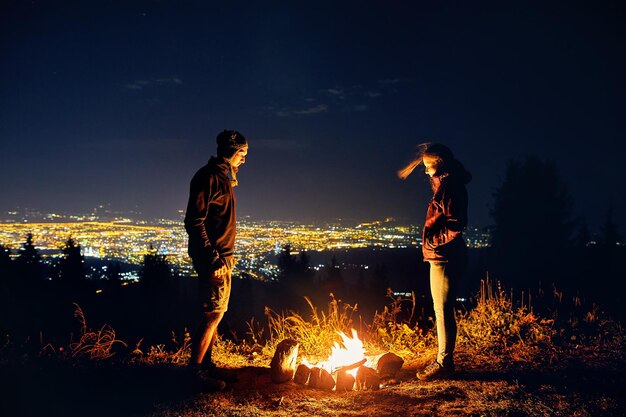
<box><xmin>140</xmin><ymin>244</ymin><xmax>171</xmax><ymax>288</ymax></box>
<box><xmin>490</xmin><ymin>156</ymin><xmax>574</xmax><ymax>283</ymax></box>
<box><xmin>0</xmin><ymin>245</ymin><xmax>11</xmax><ymax>276</ymax></box>
<box><xmin>58</xmin><ymin>237</ymin><xmax>85</xmax><ymax>285</ymax></box>
<box><xmin>16</xmin><ymin>233</ymin><xmax>42</xmax><ymax>283</ymax></box>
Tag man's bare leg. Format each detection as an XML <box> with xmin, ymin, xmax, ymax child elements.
<box><xmin>191</xmin><ymin>311</ymin><xmax>224</xmax><ymax>366</ymax></box>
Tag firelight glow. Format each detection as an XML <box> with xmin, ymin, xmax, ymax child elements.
<box><xmin>303</xmin><ymin>329</ymin><xmax>371</xmax><ymax>376</ymax></box>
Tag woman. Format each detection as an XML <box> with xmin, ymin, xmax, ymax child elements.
<box><xmin>398</xmin><ymin>143</ymin><xmax>472</xmax><ymax>380</ymax></box>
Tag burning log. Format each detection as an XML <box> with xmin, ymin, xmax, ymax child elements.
<box><xmin>334</xmin><ymin>358</ymin><xmax>366</xmax><ymax>374</ymax></box>
<box><xmin>375</xmin><ymin>352</ymin><xmax>404</xmax><ymax>378</ymax></box>
<box><xmin>270</xmin><ymin>339</ymin><xmax>299</xmax><ymax>383</ymax></box>
<box><xmin>335</xmin><ymin>371</ymin><xmax>356</xmax><ymax>391</ymax></box>
<box><xmin>294</xmin><ymin>363</ymin><xmax>311</xmax><ymax>385</ymax></box>
<box><xmin>355</xmin><ymin>366</ymin><xmax>380</xmax><ymax>390</ymax></box>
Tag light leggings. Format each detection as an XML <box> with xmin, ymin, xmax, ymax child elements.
<box><xmin>429</xmin><ymin>261</ymin><xmax>461</xmax><ymax>367</ymax></box>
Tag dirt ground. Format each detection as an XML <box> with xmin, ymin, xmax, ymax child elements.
<box><xmin>3</xmin><ymin>353</ymin><xmax>624</xmax><ymax>417</ymax></box>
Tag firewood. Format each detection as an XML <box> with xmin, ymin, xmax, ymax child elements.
<box><xmin>335</xmin><ymin>371</ymin><xmax>355</xmax><ymax>391</ymax></box>
<box><xmin>294</xmin><ymin>363</ymin><xmax>311</xmax><ymax>385</ymax></box>
<box><xmin>355</xmin><ymin>366</ymin><xmax>380</xmax><ymax>390</ymax></box>
<box><xmin>375</xmin><ymin>352</ymin><xmax>404</xmax><ymax>378</ymax></box>
<box><xmin>333</xmin><ymin>358</ymin><xmax>366</xmax><ymax>374</ymax></box>
<box><xmin>270</xmin><ymin>339</ymin><xmax>299</xmax><ymax>383</ymax></box>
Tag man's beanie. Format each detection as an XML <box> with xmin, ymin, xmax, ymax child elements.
<box><xmin>217</xmin><ymin>130</ymin><xmax>247</xmax><ymax>158</ymax></box>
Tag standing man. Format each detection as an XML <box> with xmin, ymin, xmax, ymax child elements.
<box><xmin>184</xmin><ymin>130</ymin><xmax>248</xmax><ymax>391</ymax></box>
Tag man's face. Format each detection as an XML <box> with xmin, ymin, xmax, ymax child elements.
<box><xmin>422</xmin><ymin>155</ymin><xmax>440</xmax><ymax>177</ymax></box>
<box><xmin>230</xmin><ymin>146</ymin><xmax>248</xmax><ymax>168</ymax></box>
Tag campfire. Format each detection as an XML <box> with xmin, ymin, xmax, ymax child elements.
<box><xmin>269</xmin><ymin>329</ymin><xmax>404</xmax><ymax>391</ymax></box>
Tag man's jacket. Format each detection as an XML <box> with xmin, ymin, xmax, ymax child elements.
<box><xmin>184</xmin><ymin>156</ymin><xmax>236</xmax><ymax>264</ymax></box>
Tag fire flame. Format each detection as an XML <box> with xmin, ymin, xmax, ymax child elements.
<box><xmin>303</xmin><ymin>329</ymin><xmax>370</xmax><ymax>376</ymax></box>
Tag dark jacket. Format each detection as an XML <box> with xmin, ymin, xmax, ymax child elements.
<box><xmin>422</xmin><ymin>167</ymin><xmax>471</xmax><ymax>262</ymax></box>
<box><xmin>184</xmin><ymin>156</ymin><xmax>236</xmax><ymax>265</ymax></box>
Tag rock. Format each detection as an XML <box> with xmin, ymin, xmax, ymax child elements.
<box><xmin>356</xmin><ymin>366</ymin><xmax>380</xmax><ymax>390</ymax></box>
<box><xmin>335</xmin><ymin>371</ymin><xmax>355</xmax><ymax>391</ymax></box>
<box><xmin>319</xmin><ymin>368</ymin><xmax>335</xmax><ymax>390</ymax></box>
<box><xmin>375</xmin><ymin>352</ymin><xmax>404</xmax><ymax>378</ymax></box>
<box><xmin>308</xmin><ymin>367</ymin><xmax>335</xmax><ymax>390</ymax></box>
<box><xmin>270</xmin><ymin>339</ymin><xmax>299</xmax><ymax>383</ymax></box>
<box><xmin>308</xmin><ymin>367</ymin><xmax>322</xmax><ymax>388</ymax></box>
<box><xmin>294</xmin><ymin>363</ymin><xmax>311</xmax><ymax>385</ymax></box>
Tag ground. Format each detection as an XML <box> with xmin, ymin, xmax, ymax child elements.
<box><xmin>3</xmin><ymin>351</ymin><xmax>624</xmax><ymax>417</ymax></box>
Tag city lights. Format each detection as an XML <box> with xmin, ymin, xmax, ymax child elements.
<box><xmin>0</xmin><ymin>212</ymin><xmax>491</xmax><ymax>282</ymax></box>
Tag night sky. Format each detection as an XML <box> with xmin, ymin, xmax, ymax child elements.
<box><xmin>1</xmin><ymin>1</ymin><xmax>625</xmax><ymax>229</ymax></box>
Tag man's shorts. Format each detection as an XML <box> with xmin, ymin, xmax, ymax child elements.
<box><xmin>192</xmin><ymin>256</ymin><xmax>235</xmax><ymax>313</ymax></box>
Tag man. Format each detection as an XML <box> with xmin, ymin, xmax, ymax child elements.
<box><xmin>184</xmin><ymin>130</ymin><xmax>248</xmax><ymax>391</ymax></box>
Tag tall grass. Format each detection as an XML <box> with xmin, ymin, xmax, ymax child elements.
<box><xmin>260</xmin><ymin>293</ymin><xmax>361</xmax><ymax>360</ymax></box>
<box><xmin>455</xmin><ymin>278</ymin><xmax>558</xmax><ymax>365</ymax></box>
<box><xmin>31</xmin><ymin>277</ymin><xmax>623</xmax><ymax>370</ymax></box>
<box><xmin>69</xmin><ymin>303</ymin><xmax>127</xmax><ymax>360</ymax></box>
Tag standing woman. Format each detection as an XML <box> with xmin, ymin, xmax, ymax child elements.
<box><xmin>398</xmin><ymin>143</ymin><xmax>472</xmax><ymax>380</ymax></box>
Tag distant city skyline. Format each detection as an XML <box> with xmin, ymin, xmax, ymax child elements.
<box><xmin>2</xmin><ymin>2</ymin><xmax>624</xmax><ymax>229</ymax></box>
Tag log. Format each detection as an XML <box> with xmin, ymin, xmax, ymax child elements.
<box><xmin>335</xmin><ymin>371</ymin><xmax>355</xmax><ymax>391</ymax></box>
<box><xmin>294</xmin><ymin>363</ymin><xmax>311</xmax><ymax>385</ymax></box>
<box><xmin>375</xmin><ymin>352</ymin><xmax>404</xmax><ymax>378</ymax></box>
<box><xmin>270</xmin><ymin>339</ymin><xmax>299</xmax><ymax>383</ymax></box>
<box><xmin>334</xmin><ymin>358</ymin><xmax>366</xmax><ymax>374</ymax></box>
<box><xmin>355</xmin><ymin>366</ymin><xmax>380</xmax><ymax>391</ymax></box>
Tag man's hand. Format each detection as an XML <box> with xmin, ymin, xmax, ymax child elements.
<box><xmin>212</xmin><ymin>263</ymin><xmax>228</xmax><ymax>278</ymax></box>
<box><xmin>211</xmin><ymin>256</ymin><xmax>228</xmax><ymax>278</ymax></box>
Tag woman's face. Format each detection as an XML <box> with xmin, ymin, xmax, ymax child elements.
<box><xmin>422</xmin><ymin>155</ymin><xmax>440</xmax><ymax>177</ymax></box>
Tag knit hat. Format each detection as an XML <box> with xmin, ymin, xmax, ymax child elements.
<box><xmin>216</xmin><ymin>130</ymin><xmax>248</xmax><ymax>159</ymax></box>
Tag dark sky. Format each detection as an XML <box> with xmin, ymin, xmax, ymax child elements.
<box><xmin>1</xmin><ymin>1</ymin><xmax>625</xmax><ymax>229</ymax></box>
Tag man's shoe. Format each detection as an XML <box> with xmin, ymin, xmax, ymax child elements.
<box><xmin>205</xmin><ymin>362</ymin><xmax>239</xmax><ymax>383</ymax></box>
<box><xmin>416</xmin><ymin>361</ymin><xmax>455</xmax><ymax>381</ymax></box>
<box><xmin>193</xmin><ymin>369</ymin><xmax>226</xmax><ymax>392</ymax></box>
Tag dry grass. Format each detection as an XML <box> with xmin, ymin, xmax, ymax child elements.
<box><xmin>456</xmin><ymin>278</ymin><xmax>559</xmax><ymax>367</ymax></box>
<box><xmin>260</xmin><ymin>294</ymin><xmax>363</xmax><ymax>361</ymax></box>
<box><xmin>6</xmin><ymin>280</ymin><xmax>625</xmax><ymax>417</ymax></box>
<box><xmin>68</xmin><ymin>303</ymin><xmax>127</xmax><ymax>360</ymax></box>
<box><xmin>132</xmin><ymin>329</ymin><xmax>193</xmax><ymax>365</ymax></box>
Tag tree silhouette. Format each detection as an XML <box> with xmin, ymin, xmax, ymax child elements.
<box><xmin>0</xmin><ymin>244</ymin><xmax>12</xmax><ymax>279</ymax></box>
<box><xmin>140</xmin><ymin>244</ymin><xmax>172</xmax><ymax>289</ymax></box>
<box><xmin>16</xmin><ymin>233</ymin><xmax>42</xmax><ymax>283</ymax></box>
<box><xmin>58</xmin><ymin>237</ymin><xmax>85</xmax><ymax>285</ymax></box>
<box><xmin>277</xmin><ymin>244</ymin><xmax>297</xmax><ymax>279</ymax></box>
<box><xmin>490</xmin><ymin>156</ymin><xmax>574</xmax><ymax>284</ymax></box>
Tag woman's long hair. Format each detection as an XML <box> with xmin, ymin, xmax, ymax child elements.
<box><xmin>398</xmin><ymin>143</ymin><xmax>472</xmax><ymax>184</ymax></box>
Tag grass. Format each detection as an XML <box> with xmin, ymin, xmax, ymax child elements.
<box><xmin>2</xmin><ymin>278</ymin><xmax>625</xmax><ymax>417</ymax></box>
<box><xmin>68</xmin><ymin>303</ymin><xmax>127</xmax><ymax>360</ymax></box>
